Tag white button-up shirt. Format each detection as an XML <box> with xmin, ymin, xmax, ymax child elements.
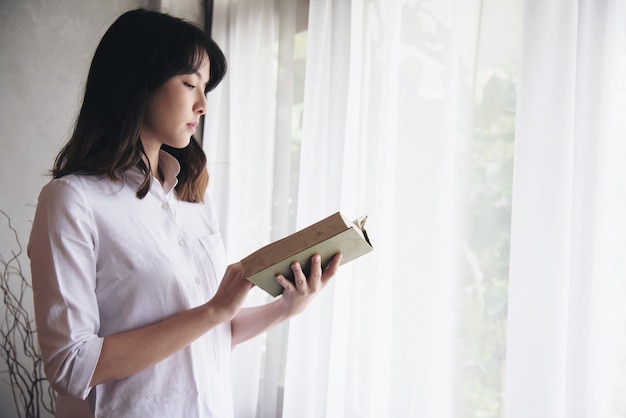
<box><xmin>28</xmin><ymin>151</ymin><xmax>233</xmax><ymax>418</ymax></box>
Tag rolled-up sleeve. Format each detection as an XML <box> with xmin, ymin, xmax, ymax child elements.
<box><xmin>28</xmin><ymin>178</ymin><xmax>103</xmax><ymax>400</ymax></box>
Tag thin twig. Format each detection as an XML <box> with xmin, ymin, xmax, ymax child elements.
<box><xmin>0</xmin><ymin>209</ymin><xmax>56</xmax><ymax>417</ymax></box>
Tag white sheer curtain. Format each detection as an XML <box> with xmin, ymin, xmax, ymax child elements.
<box><xmin>284</xmin><ymin>1</ymin><xmax>487</xmax><ymax>416</ymax></box>
<box><xmin>204</xmin><ymin>0</ymin><xmax>626</xmax><ymax>417</ymax></box>
<box><xmin>205</xmin><ymin>1</ymin><xmax>307</xmax><ymax>416</ymax></box>
<box><xmin>504</xmin><ymin>0</ymin><xmax>626</xmax><ymax>417</ymax></box>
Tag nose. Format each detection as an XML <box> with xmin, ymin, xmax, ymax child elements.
<box><xmin>195</xmin><ymin>91</ymin><xmax>207</xmax><ymax>115</ymax></box>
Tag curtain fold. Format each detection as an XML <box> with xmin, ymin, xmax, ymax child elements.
<box><xmin>285</xmin><ymin>1</ymin><xmax>484</xmax><ymax>416</ymax></box>
<box><xmin>282</xmin><ymin>2</ymin><xmax>354</xmax><ymax>415</ymax></box>
<box><xmin>205</xmin><ymin>0</ymin><xmax>626</xmax><ymax>416</ymax></box>
<box><xmin>204</xmin><ymin>1</ymin><xmax>286</xmax><ymax>416</ymax></box>
<box><xmin>504</xmin><ymin>0</ymin><xmax>626</xmax><ymax>417</ymax></box>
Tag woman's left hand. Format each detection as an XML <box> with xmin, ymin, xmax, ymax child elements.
<box><xmin>275</xmin><ymin>253</ymin><xmax>343</xmax><ymax>318</ymax></box>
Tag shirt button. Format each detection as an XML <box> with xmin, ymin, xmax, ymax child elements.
<box><xmin>178</xmin><ymin>239</ymin><xmax>185</xmax><ymax>247</ymax></box>
<box><xmin>162</xmin><ymin>203</ymin><xmax>169</xmax><ymax>210</ymax></box>
<box><xmin>195</xmin><ymin>277</ymin><xmax>202</xmax><ymax>285</ymax></box>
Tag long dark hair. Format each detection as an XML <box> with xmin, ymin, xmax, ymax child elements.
<box><xmin>53</xmin><ymin>8</ymin><xmax>227</xmax><ymax>202</ymax></box>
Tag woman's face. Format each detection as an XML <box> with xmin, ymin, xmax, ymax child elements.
<box><xmin>141</xmin><ymin>55</ymin><xmax>210</xmax><ymax>152</ymax></box>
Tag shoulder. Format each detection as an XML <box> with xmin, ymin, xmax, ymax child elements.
<box><xmin>37</xmin><ymin>174</ymin><xmax>127</xmax><ymax>214</ymax></box>
<box><xmin>41</xmin><ymin>173</ymin><xmax>127</xmax><ymax>201</ymax></box>
<box><xmin>40</xmin><ymin>174</ymin><xmax>93</xmax><ymax>198</ymax></box>
<box><xmin>34</xmin><ymin>176</ymin><xmax>95</xmax><ymax>224</ymax></box>
<box><xmin>39</xmin><ymin>175</ymin><xmax>89</xmax><ymax>206</ymax></box>
<box><xmin>29</xmin><ymin>176</ymin><xmax>100</xmax><ymax>255</ymax></box>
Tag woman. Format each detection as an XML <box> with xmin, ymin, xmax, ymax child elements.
<box><xmin>28</xmin><ymin>8</ymin><xmax>341</xmax><ymax>417</ymax></box>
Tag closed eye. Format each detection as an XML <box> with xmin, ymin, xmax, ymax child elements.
<box><xmin>183</xmin><ymin>82</ymin><xmax>196</xmax><ymax>89</ymax></box>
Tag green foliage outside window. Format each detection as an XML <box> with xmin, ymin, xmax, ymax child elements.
<box><xmin>456</xmin><ymin>66</ymin><xmax>518</xmax><ymax>418</ymax></box>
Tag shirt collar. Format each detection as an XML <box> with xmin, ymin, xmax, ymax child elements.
<box><xmin>123</xmin><ymin>149</ymin><xmax>181</xmax><ymax>195</ymax></box>
<box><xmin>159</xmin><ymin>149</ymin><xmax>180</xmax><ymax>195</ymax></box>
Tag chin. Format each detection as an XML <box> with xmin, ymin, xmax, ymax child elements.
<box><xmin>166</xmin><ymin>138</ymin><xmax>193</xmax><ymax>150</ymax></box>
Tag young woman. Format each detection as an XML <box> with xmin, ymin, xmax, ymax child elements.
<box><xmin>28</xmin><ymin>8</ymin><xmax>341</xmax><ymax>417</ymax></box>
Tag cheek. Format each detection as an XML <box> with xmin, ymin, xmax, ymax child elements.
<box><xmin>144</xmin><ymin>98</ymin><xmax>172</xmax><ymax>131</ymax></box>
<box><xmin>144</xmin><ymin>98</ymin><xmax>160</xmax><ymax>127</ymax></box>
<box><xmin>145</xmin><ymin>88</ymin><xmax>174</xmax><ymax>122</ymax></box>
<box><xmin>142</xmin><ymin>107</ymin><xmax>161</xmax><ymax>134</ymax></box>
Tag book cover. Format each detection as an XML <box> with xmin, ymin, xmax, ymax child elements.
<box><xmin>240</xmin><ymin>212</ymin><xmax>373</xmax><ymax>297</ymax></box>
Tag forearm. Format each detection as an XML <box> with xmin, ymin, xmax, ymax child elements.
<box><xmin>90</xmin><ymin>303</ymin><xmax>224</xmax><ymax>386</ymax></box>
<box><xmin>230</xmin><ymin>300</ymin><xmax>289</xmax><ymax>347</ymax></box>
<box><xmin>90</xmin><ymin>262</ymin><xmax>253</xmax><ymax>387</ymax></box>
<box><xmin>230</xmin><ymin>254</ymin><xmax>343</xmax><ymax>347</ymax></box>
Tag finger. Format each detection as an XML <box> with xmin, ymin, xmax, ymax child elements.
<box><xmin>322</xmin><ymin>253</ymin><xmax>343</xmax><ymax>280</ymax></box>
<box><xmin>309</xmin><ymin>254</ymin><xmax>322</xmax><ymax>277</ymax></box>
<box><xmin>275</xmin><ymin>274</ymin><xmax>295</xmax><ymax>293</ymax></box>
<box><xmin>290</xmin><ymin>261</ymin><xmax>308</xmax><ymax>290</ymax></box>
<box><xmin>308</xmin><ymin>254</ymin><xmax>323</xmax><ymax>291</ymax></box>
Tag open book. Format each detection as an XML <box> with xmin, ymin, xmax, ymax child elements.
<box><xmin>240</xmin><ymin>212</ymin><xmax>373</xmax><ymax>297</ymax></box>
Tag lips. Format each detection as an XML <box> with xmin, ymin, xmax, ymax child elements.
<box><xmin>187</xmin><ymin>122</ymin><xmax>198</xmax><ymax>133</ymax></box>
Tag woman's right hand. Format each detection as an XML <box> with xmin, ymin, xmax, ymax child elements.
<box><xmin>206</xmin><ymin>262</ymin><xmax>254</xmax><ymax>323</ymax></box>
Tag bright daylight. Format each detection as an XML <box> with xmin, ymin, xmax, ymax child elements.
<box><xmin>1</xmin><ymin>0</ymin><xmax>625</xmax><ymax>417</ymax></box>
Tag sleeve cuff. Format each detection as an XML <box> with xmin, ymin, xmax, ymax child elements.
<box><xmin>66</xmin><ymin>336</ymin><xmax>104</xmax><ymax>400</ymax></box>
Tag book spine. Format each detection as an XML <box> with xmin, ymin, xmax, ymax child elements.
<box><xmin>241</xmin><ymin>212</ymin><xmax>348</xmax><ymax>275</ymax></box>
